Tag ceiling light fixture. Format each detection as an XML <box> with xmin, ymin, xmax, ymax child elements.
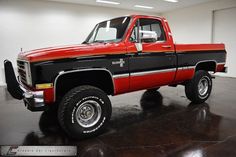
<box><xmin>96</xmin><ymin>0</ymin><xmax>120</xmax><ymax>5</ymax></box>
<box><xmin>163</xmin><ymin>0</ymin><xmax>178</xmax><ymax>3</ymax></box>
<box><xmin>134</xmin><ymin>5</ymin><xmax>153</xmax><ymax>9</ymax></box>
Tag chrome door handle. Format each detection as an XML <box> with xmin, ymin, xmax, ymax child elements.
<box><xmin>162</xmin><ymin>45</ymin><xmax>172</xmax><ymax>48</ymax></box>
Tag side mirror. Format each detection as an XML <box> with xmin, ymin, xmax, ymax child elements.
<box><xmin>140</xmin><ymin>30</ymin><xmax>157</xmax><ymax>43</ymax></box>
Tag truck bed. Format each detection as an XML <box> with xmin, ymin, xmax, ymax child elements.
<box><xmin>175</xmin><ymin>43</ymin><xmax>225</xmax><ymax>52</ymax></box>
<box><xmin>173</xmin><ymin>43</ymin><xmax>226</xmax><ymax>83</ymax></box>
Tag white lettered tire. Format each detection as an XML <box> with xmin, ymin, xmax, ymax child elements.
<box><xmin>58</xmin><ymin>85</ymin><xmax>112</xmax><ymax>139</ymax></box>
<box><xmin>185</xmin><ymin>70</ymin><xmax>212</xmax><ymax>104</ymax></box>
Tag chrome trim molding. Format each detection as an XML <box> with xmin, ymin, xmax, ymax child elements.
<box><xmin>113</xmin><ymin>73</ymin><xmax>129</xmax><ymax>79</ymax></box>
<box><xmin>130</xmin><ymin>68</ymin><xmax>176</xmax><ymax>77</ymax></box>
<box><xmin>54</xmin><ymin>68</ymin><xmax>115</xmax><ymax>101</ymax></box>
<box><xmin>178</xmin><ymin>66</ymin><xmax>195</xmax><ymax>70</ymax></box>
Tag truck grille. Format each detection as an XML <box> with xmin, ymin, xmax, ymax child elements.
<box><xmin>17</xmin><ymin>60</ymin><xmax>28</xmax><ymax>85</ymax></box>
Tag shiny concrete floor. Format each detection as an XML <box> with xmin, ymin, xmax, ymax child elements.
<box><xmin>1</xmin><ymin>77</ymin><xmax>236</xmax><ymax>157</ymax></box>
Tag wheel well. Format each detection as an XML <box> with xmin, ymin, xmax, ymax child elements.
<box><xmin>195</xmin><ymin>61</ymin><xmax>216</xmax><ymax>72</ymax></box>
<box><xmin>55</xmin><ymin>70</ymin><xmax>114</xmax><ymax>101</ymax></box>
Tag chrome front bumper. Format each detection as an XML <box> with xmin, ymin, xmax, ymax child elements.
<box><xmin>21</xmin><ymin>87</ymin><xmax>47</xmax><ymax>111</ymax></box>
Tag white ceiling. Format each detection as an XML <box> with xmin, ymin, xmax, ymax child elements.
<box><xmin>47</xmin><ymin>0</ymin><xmax>219</xmax><ymax>13</ymax></box>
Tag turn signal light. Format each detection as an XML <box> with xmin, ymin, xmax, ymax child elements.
<box><xmin>36</xmin><ymin>83</ymin><xmax>53</xmax><ymax>89</ymax></box>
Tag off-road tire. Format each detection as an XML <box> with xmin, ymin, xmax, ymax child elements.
<box><xmin>185</xmin><ymin>70</ymin><xmax>212</xmax><ymax>104</ymax></box>
<box><xmin>58</xmin><ymin>85</ymin><xmax>112</xmax><ymax>139</ymax></box>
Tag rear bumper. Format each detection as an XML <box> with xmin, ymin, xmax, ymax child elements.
<box><xmin>4</xmin><ymin>60</ymin><xmax>47</xmax><ymax>111</ymax></box>
<box><xmin>222</xmin><ymin>66</ymin><xmax>228</xmax><ymax>73</ymax></box>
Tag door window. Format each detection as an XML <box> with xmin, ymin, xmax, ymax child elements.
<box><xmin>130</xmin><ymin>18</ymin><xmax>166</xmax><ymax>43</ymax></box>
<box><xmin>140</xmin><ymin>18</ymin><xmax>166</xmax><ymax>43</ymax></box>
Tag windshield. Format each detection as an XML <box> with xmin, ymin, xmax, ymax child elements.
<box><xmin>85</xmin><ymin>16</ymin><xmax>131</xmax><ymax>43</ymax></box>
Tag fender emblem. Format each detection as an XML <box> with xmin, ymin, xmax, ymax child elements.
<box><xmin>112</xmin><ymin>59</ymin><xmax>125</xmax><ymax>67</ymax></box>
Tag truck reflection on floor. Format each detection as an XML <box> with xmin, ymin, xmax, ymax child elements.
<box><xmin>22</xmin><ymin>90</ymin><xmax>220</xmax><ymax>157</ymax></box>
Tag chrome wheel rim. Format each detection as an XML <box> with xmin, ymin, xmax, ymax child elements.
<box><xmin>76</xmin><ymin>100</ymin><xmax>102</xmax><ymax>128</ymax></box>
<box><xmin>198</xmin><ymin>77</ymin><xmax>209</xmax><ymax>96</ymax></box>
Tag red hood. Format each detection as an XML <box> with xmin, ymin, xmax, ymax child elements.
<box><xmin>18</xmin><ymin>42</ymin><xmax>126</xmax><ymax>62</ymax></box>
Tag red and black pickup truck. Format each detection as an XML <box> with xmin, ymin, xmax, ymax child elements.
<box><xmin>4</xmin><ymin>15</ymin><xmax>227</xmax><ymax>139</ymax></box>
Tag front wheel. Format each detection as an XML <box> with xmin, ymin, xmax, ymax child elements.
<box><xmin>58</xmin><ymin>85</ymin><xmax>112</xmax><ymax>139</ymax></box>
<box><xmin>185</xmin><ymin>70</ymin><xmax>212</xmax><ymax>104</ymax></box>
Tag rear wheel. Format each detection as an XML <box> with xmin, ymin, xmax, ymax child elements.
<box><xmin>185</xmin><ymin>70</ymin><xmax>212</xmax><ymax>104</ymax></box>
<box><xmin>58</xmin><ymin>85</ymin><xmax>112</xmax><ymax>139</ymax></box>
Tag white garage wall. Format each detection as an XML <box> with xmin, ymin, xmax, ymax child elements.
<box><xmin>213</xmin><ymin>7</ymin><xmax>236</xmax><ymax>78</ymax></box>
<box><xmin>0</xmin><ymin>0</ymin><xmax>156</xmax><ymax>85</ymax></box>
<box><xmin>162</xmin><ymin>0</ymin><xmax>236</xmax><ymax>44</ymax></box>
<box><xmin>162</xmin><ymin>0</ymin><xmax>236</xmax><ymax>78</ymax></box>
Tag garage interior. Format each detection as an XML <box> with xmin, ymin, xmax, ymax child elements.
<box><xmin>0</xmin><ymin>0</ymin><xmax>236</xmax><ymax>156</ymax></box>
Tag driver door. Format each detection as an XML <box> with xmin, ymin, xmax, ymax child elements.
<box><xmin>127</xmin><ymin>18</ymin><xmax>176</xmax><ymax>91</ymax></box>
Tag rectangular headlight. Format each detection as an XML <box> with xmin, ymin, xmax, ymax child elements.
<box><xmin>24</xmin><ymin>62</ymin><xmax>32</xmax><ymax>86</ymax></box>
